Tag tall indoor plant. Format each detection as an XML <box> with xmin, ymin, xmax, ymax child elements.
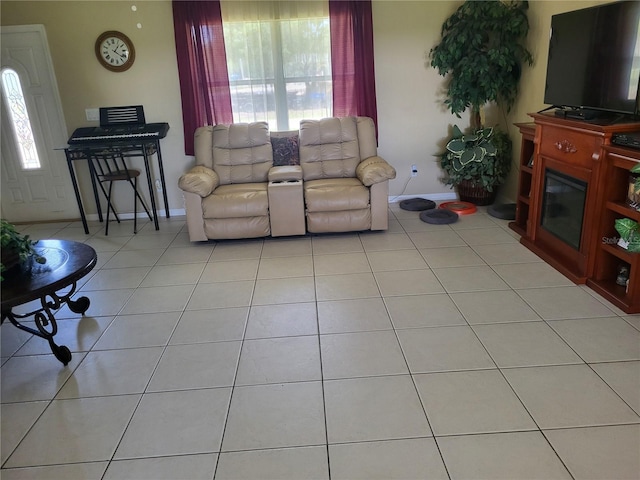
<box><xmin>430</xmin><ymin>0</ymin><xmax>533</xmax><ymax>203</ymax></box>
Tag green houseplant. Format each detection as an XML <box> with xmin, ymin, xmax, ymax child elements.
<box><xmin>625</xmin><ymin>163</ymin><xmax>640</xmax><ymax>211</ymax></box>
<box><xmin>634</xmin><ymin>164</ymin><xmax>640</xmax><ymax>191</ymax></box>
<box><xmin>441</xmin><ymin>125</ymin><xmax>513</xmax><ymax>203</ymax></box>
<box><xmin>1</xmin><ymin>219</ymin><xmax>46</xmax><ymax>280</ymax></box>
<box><xmin>430</xmin><ymin>0</ymin><xmax>533</xmax><ymax>202</ymax></box>
<box><xmin>615</xmin><ymin>217</ymin><xmax>640</xmax><ymax>253</ymax></box>
<box><xmin>632</xmin><ymin>163</ymin><xmax>640</xmax><ymax>196</ymax></box>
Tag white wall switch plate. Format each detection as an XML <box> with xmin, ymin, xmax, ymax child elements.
<box><xmin>85</xmin><ymin>108</ymin><xmax>99</xmax><ymax>122</ymax></box>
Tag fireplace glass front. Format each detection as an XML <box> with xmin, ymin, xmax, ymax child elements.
<box><xmin>541</xmin><ymin>169</ymin><xmax>588</xmax><ymax>250</ymax></box>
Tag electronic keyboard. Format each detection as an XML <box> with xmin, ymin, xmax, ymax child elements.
<box><xmin>68</xmin><ymin>122</ymin><xmax>169</xmax><ymax>145</ymax></box>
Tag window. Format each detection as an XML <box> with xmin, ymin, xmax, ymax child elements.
<box><xmin>1</xmin><ymin>68</ymin><xmax>41</xmax><ymax>169</ymax></box>
<box><xmin>172</xmin><ymin>0</ymin><xmax>376</xmax><ymax>155</ymax></box>
<box><xmin>222</xmin><ymin>1</ymin><xmax>332</xmax><ymax>131</ymax></box>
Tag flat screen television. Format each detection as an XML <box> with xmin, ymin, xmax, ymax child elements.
<box><xmin>544</xmin><ymin>1</ymin><xmax>640</xmax><ymax>120</ymax></box>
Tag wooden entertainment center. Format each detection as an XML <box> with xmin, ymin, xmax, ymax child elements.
<box><xmin>510</xmin><ymin>113</ymin><xmax>640</xmax><ymax>313</ymax></box>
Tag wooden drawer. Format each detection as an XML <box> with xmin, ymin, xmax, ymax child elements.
<box><xmin>539</xmin><ymin>125</ymin><xmax>600</xmax><ymax>168</ymax></box>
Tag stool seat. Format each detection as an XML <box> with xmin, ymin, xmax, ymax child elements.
<box><xmin>101</xmin><ymin>169</ymin><xmax>141</xmax><ymax>182</ymax></box>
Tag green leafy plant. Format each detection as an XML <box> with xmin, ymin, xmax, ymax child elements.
<box><xmin>1</xmin><ymin>219</ymin><xmax>46</xmax><ymax>280</ymax></box>
<box><xmin>632</xmin><ymin>163</ymin><xmax>640</xmax><ymax>193</ymax></box>
<box><xmin>614</xmin><ymin>218</ymin><xmax>640</xmax><ymax>253</ymax></box>
<box><xmin>440</xmin><ymin>125</ymin><xmax>512</xmax><ymax>192</ymax></box>
<box><xmin>429</xmin><ymin>0</ymin><xmax>533</xmax><ymax>128</ymax></box>
<box><xmin>429</xmin><ymin>1</ymin><xmax>531</xmax><ymax>198</ymax></box>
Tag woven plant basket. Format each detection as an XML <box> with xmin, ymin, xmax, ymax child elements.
<box><xmin>457</xmin><ymin>179</ymin><xmax>498</xmax><ymax>206</ymax></box>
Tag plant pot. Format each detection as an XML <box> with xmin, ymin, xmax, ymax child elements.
<box><xmin>457</xmin><ymin>179</ymin><xmax>498</xmax><ymax>206</ymax></box>
<box><xmin>1</xmin><ymin>247</ymin><xmax>22</xmax><ymax>280</ymax></box>
<box><xmin>2</xmin><ymin>247</ymin><xmax>20</xmax><ymax>268</ymax></box>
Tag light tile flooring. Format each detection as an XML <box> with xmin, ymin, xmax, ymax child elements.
<box><xmin>2</xmin><ymin>204</ymin><xmax>639</xmax><ymax>479</ymax></box>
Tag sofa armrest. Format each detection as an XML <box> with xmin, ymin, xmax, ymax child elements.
<box><xmin>356</xmin><ymin>156</ymin><xmax>397</xmax><ymax>186</ymax></box>
<box><xmin>178</xmin><ymin>166</ymin><xmax>220</xmax><ymax>197</ymax></box>
<box><xmin>268</xmin><ymin>165</ymin><xmax>303</xmax><ymax>182</ymax></box>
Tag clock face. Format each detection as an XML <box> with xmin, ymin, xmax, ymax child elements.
<box><xmin>95</xmin><ymin>31</ymin><xmax>135</xmax><ymax>72</ymax></box>
<box><xmin>100</xmin><ymin>37</ymin><xmax>130</xmax><ymax>66</ymax></box>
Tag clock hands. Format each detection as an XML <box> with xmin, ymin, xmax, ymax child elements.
<box><xmin>97</xmin><ymin>32</ymin><xmax>134</xmax><ymax>70</ymax></box>
<box><xmin>111</xmin><ymin>45</ymin><xmax>127</xmax><ymax>60</ymax></box>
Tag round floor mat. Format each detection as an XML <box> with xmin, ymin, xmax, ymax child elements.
<box><xmin>488</xmin><ymin>203</ymin><xmax>517</xmax><ymax>220</ymax></box>
<box><xmin>439</xmin><ymin>201</ymin><xmax>477</xmax><ymax>215</ymax></box>
<box><xmin>420</xmin><ymin>208</ymin><xmax>459</xmax><ymax>224</ymax></box>
<box><xmin>399</xmin><ymin>198</ymin><xmax>436</xmax><ymax>211</ymax></box>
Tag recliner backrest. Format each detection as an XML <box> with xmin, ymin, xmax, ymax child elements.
<box><xmin>299</xmin><ymin>117</ymin><xmax>361</xmax><ymax>181</ymax></box>
<box><xmin>355</xmin><ymin>116</ymin><xmax>378</xmax><ymax>160</ymax></box>
<box><xmin>194</xmin><ymin>122</ymin><xmax>273</xmax><ymax>185</ymax></box>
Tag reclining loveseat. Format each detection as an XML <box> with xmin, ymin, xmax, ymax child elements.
<box><xmin>178</xmin><ymin>116</ymin><xmax>396</xmax><ymax>241</ymax></box>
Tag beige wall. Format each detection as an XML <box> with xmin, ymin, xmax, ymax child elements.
<box><xmin>373</xmin><ymin>0</ymin><xmax>470</xmax><ymax>200</ymax></box>
<box><xmin>501</xmin><ymin>0</ymin><xmax>610</xmax><ymax>202</ymax></box>
<box><xmin>1</xmin><ymin>0</ymin><xmax>611</xmax><ymax>218</ymax></box>
<box><xmin>373</xmin><ymin>0</ymin><xmax>611</xmax><ymax>203</ymax></box>
<box><xmin>1</xmin><ymin>1</ymin><xmax>185</xmax><ymax>217</ymax></box>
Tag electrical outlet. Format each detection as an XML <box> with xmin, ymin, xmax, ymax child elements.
<box><xmin>85</xmin><ymin>108</ymin><xmax>99</xmax><ymax>122</ymax></box>
<box><xmin>155</xmin><ymin>178</ymin><xmax>162</xmax><ymax>192</ymax></box>
<box><xmin>411</xmin><ymin>164</ymin><xmax>418</xmax><ymax>177</ymax></box>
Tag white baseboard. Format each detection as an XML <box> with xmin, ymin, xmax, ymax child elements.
<box><xmin>86</xmin><ymin>197</ymin><xmax>463</xmax><ymax>222</ymax></box>
<box><xmin>85</xmin><ymin>208</ymin><xmax>186</xmax><ymax>222</ymax></box>
<box><xmin>388</xmin><ymin>192</ymin><xmax>457</xmax><ymax>203</ymax></box>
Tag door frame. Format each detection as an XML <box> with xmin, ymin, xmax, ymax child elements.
<box><xmin>1</xmin><ymin>24</ymin><xmax>75</xmax><ymax>222</ymax></box>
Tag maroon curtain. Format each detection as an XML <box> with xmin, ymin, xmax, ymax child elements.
<box><xmin>173</xmin><ymin>0</ymin><xmax>233</xmax><ymax>155</ymax></box>
<box><xmin>329</xmin><ymin>0</ymin><xmax>378</xmax><ymax>130</ymax></box>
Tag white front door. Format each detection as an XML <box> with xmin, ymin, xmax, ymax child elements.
<box><xmin>1</xmin><ymin>25</ymin><xmax>79</xmax><ymax>223</ymax></box>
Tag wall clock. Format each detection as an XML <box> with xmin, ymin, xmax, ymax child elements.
<box><xmin>95</xmin><ymin>31</ymin><xmax>135</xmax><ymax>72</ymax></box>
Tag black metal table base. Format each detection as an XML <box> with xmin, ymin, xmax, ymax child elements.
<box><xmin>1</xmin><ymin>281</ymin><xmax>90</xmax><ymax>365</ymax></box>
<box><xmin>62</xmin><ymin>132</ymin><xmax>170</xmax><ymax>235</ymax></box>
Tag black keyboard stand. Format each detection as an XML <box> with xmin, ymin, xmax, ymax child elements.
<box><xmin>60</xmin><ymin>135</ymin><xmax>169</xmax><ymax>234</ymax></box>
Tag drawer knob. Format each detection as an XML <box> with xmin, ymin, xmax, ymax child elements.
<box><xmin>555</xmin><ymin>140</ymin><xmax>577</xmax><ymax>153</ymax></box>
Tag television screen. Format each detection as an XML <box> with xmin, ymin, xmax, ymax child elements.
<box><xmin>544</xmin><ymin>1</ymin><xmax>640</xmax><ymax>117</ymax></box>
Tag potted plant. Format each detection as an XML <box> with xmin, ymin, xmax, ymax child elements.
<box><xmin>1</xmin><ymin>219</ymin><xmax>46</xmax><ymax>280</ymax></box>
<box><xmin>615</xmin><ymin>217</ymin><xmax>640</xmax><ymax>253</ymax></box>
<box><xmin>440</xmin><ymin>125</ymin><xmax>512</xmax><ymax>205</ymax></box>
<box><xmin>430</xmin><ymin>0</ymin><xmax>533</xmax><ymax>203</ymax></box>
<box><xmin>628</xmin><ymin>163</ymin><xmax>640</xmax><ymax>210</ymax></box>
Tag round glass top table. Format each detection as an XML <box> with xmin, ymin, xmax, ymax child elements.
<box><xmin>1</xmin><ymin>239</ymin><xmax>97</xmax><ymax>365</ymax></box>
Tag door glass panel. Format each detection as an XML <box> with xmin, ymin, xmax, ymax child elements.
<box><xmin>1</xmin><ymin>68</ymin><xmax>41</xmax><ymax>169</ymax></box>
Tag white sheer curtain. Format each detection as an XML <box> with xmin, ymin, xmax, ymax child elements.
<box><xmin>221</xmin><ymin>0</ymin><xmax>332</xmax><ymax>131</ymax></box>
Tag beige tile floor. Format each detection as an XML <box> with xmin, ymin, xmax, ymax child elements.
<box><xmin>1</xmin><ymin>204</ymin><xmax>639</xmax><ymax>479</ymax></box>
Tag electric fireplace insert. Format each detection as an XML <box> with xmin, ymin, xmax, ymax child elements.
<box><xmin>540</xmin><ymin>169</ymin><xmax>588</xmax><ymax>250</ymax></box>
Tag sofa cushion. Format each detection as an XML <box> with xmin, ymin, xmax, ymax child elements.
<box><xmin>212</xmin><ymin>122</ymin><xmax>273</xmax><ymax>185</ymax></box>
<box><xmin>202</xmin><ymin>183</ymin><xmax>269</xmax><ymax>219</ymax></box>
<box><xmin>213</xmin><ymin>121</ymin><xmax>270</xmax><ymax>149</ymax></box>
<box><xmin>306</xmin><ymin>209</ymin><xmax>371</xmax><ymax>233</ymax></box>
<box><xmin>304</xmin><ymin>178</ymin><xmax>369</xmax><ymax>212</ymax></box>
<box><xmin>270</xmin><ymin>131</ymin><xmax>300</xmax><ymax>166</ymax></box>
<box><xmin>204</xmin><ymin>216</ymin><xmax>270</xmax><ymax>239</ymax></box>
<box><xmin>299</xmin><ymin>117</ymin><xmax>361</xmax><ymax>180</ymax></box>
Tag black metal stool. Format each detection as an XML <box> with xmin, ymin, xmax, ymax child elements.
<box><xmin>91</xmin><ymin>152</ymin><xmax>152</xmax><ymax>235</ymax></box>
